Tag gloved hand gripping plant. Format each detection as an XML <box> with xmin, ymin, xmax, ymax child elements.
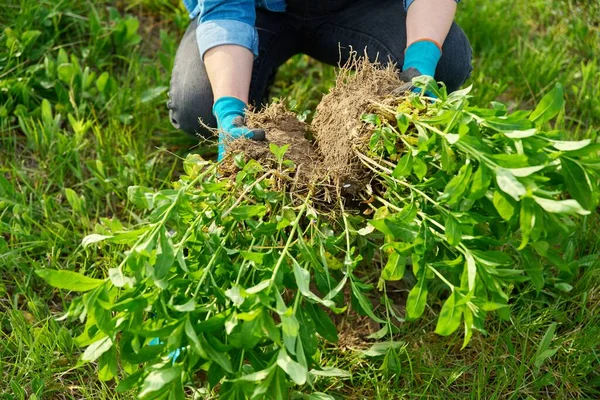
<box><xmin>213</xmin><ymin>96</ymin><xmax>266</xmax><ymax>161</ymax></box>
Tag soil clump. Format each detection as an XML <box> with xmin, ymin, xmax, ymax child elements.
<box><xmin>311</xmin><ymin>60</ymin><xmax>401</xmax><ymax>189</ymax></box>
<box><xmin>222</xmin><ymin>59</ymin><xmax>405</xmax><ymax>202</ymax></box>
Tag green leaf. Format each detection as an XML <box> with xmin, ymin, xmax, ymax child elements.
<box><xmin>96</xmin><ymin>71</ymin><xmax>110</xmax><ymax>93</ymax></box>
<box><xmin>199</xmin><ymin>333</ymin><xmax>233</xmax><ymax>373</ymax></box>
<box><xmin>116</xmin><ymin>369</ymin><xmax>145</xmax><ymax>393</ymax></box>
<box><xmin>230</xmin><ymin>367</ymin><xmax>274</xmax><ymax>382</ymax></box>
<box><xmin>292</xmin><ymin>260</ymin><xmax>334</xmax><ymax>307</ymax></box>
<box><xmin>281</xmin><ymin>309</ymin><xmax>299</xmax><ymax>355</ymax></box>
<box><xmin>229</xmin><ymin>205</ymin><xmax>266</xmax><ymax>220</ymax></box>
<box><xmin>57</xmin><ymin>63</ymin><xmax>76</xmax><ymax>83</ymax></box>
<box><xmin>481</xmin><ymin>302</ymin><xmax>510</xmax><ymax>311</ymax></box>
<box><xmin>435</xmin><ymin>292</ymin><xmax>464</xmax><ymax>336</ymax></box>
<box><xmin>413</xmin><ymin>158</ymin><xmax>428</xmax><ymax>180</ymax></box>
<box><xmin>108</xmin><ymin>267</ymin><xmax>133</xmax><ymax>288</ymax></box>
<box><xmin>533</xmin><ymin>323</ymin><xmax>558</xmax><ymax>372</ymax></box>
<box><xmin>309</xmin><ymin>367</ymin><xmax>351</xmax><ymax>378</ymax></box>
<box><xmin>532</xmin><ymin>196</ymin><xmax>590</xmax><ymax>215</ymax></box>
<box><xmin>269</xmin><ymin>143</ymin><xmax>290</xmax><ymax>162</ymax></box>
<box><xmin>127</xmin><ymin>186</ymin><xmax>154</xmax><ymax>209</ymax></box>
<box><xmin>154</xmin><ymin>229</ymin><xmax>175</xmax><ymax>279</ymax></box>
<box><xmin>361</xmin><ymin>341</ymin><xmax>405</xmax><ymax>357</ymax></box>
<box><xmin>509</xmin><ymin>165</ymin><xmax>546</xmax><ymax>178</ymax></box>
<box><xmin>185</xmin><ymin>318</ymin><xmax>207</xmax><ymax>359</ymax></box>
<box><xmin>483</xmin><ymin>115</ymin><xmax>533</xmax><ymax>132</ymax></box>
<box><xmin>560</xmin><ymin>143</ymin><xmax>600</xmax><ymax>157</ymax></box>
<box><xmin>406</xmin><ymin>277</ymin><xmax>428</xmax><ymax>319</ymax></box>
<box><xmin>462</xmin><ymin>307</ymin><xmax>474</xmax><ymax>349</ymax></box>
<box><xmin>467</xmin><ymin>164</ymin><xmax>491</xmax><ymax>200</ymax></box>
<box><xmin>246</xmin><ymin>279</ymin><xmax>270</xmax><ymax>294</ymax></box>
<box><xmin>36</xmin><ymin>269</ymin><xmax>104</xmax><ymax>292</ymax></box>
<box><xmin>98</xmin><ymin>346</ymin><xmax>118</xmax><ymax>381</ymax></box>
<box><xmin>522</xmin><ymin>249</ymin><xmax>544</xmax><ymax>292</ymax></box>
<box><xmin>502</xmin><ymin>128</ymin><xmax>537</xmax><ymax>139</ymax></box>
<box><xmin>240</xmin><ymin>251</ymin><xmax>266</xmax><ymax>265</ymax></box>
<box><xmin>444</xmin><ymin>215</ymin><xmax>462</xmax><ymax>246</ymax></box>
<box><xmin>441</xmin><ymin>140</ymin><xmax>457</xmax><ymax>172</ymax></box>
<box><xmin>80</xmin><ymin>336</ymin><xmax>113</xmax><ymax>363</ymax></box>
<box><xmin>82</xmin><ymin>234</ymin><xmax>113</xmax><ymax>248</ymax></box>
<box><xmin>529</xmin><ymin>83</ymin><xmax>564</xmax><ymax>125</ymax></box>
<box><xmin>560</xmin><ymin>157</ymin><xmax>598</xmax><ymax>210</ymax></box>
<box><xmin>140</xmin><ymin>86</ymin><xmax>168</xmax><ymax>103</ymax></box>
<box><xmin>225</xmin><ymin>285</ymin><xmax>247</xmax><ymax>307</ymax></box>
<box><xmin>440</xmin><ymin>162</ymin><xmax>473</xmax><ymax>205</ymax></box>
<box><xmin>305</xmin><ymin>303</ymin><xmax>338</xmax><ymax>343</ymax></box>
<box><xmin>219</xmin><ymin>382</ymin><xmax>252</xmax><ymax>400</ymax></box>
<box><xmin>139</xmin><ymin>367</ymin><xmax>182</xmax><ymax>399</ymax></box>
<box><xmin>491</xmin><ymin>153</ymin><xmax>530</xmax><ymax>168</ymax></box>
<box><xmin>350</xmin><ymin>279</ymin><xmax>385</xmax><ymax>323</ymax></box>
<box><xmin>252</xmin><ymin>366</ymin><xmax>288</xmax><ymax>400</ymax></box>
<box><xmin>276</xmin><ymin>349</ymin><xmax>307</xmax><ymax>385</ymax></box>
<box><xmin>493</xmin><ymin>190</ymin><xmax>516</xmax><ymax>221</ymax></box>
<box><xmin>369</xmin><ymin>217</ymin><xmax>418</xmax><ymax>242</ymax></box>
<box><xmin>173</xmin><ymin>299</ymin><xmax>196</xmax><ymax>312</ymax></box>
<box><xmin>519</xmin><ymin>198</ymin><xmax>536</xmax><ymax>250</ymax></box>
<box><xmin>465</xmin><ymin>252</ymin><xmax>477</xmax><ymax>292</ymax></box>
<box><xmin>496</xmin><ymin>168</ymin><xmax>526</xmax><ymax>201</ymax></box>
<box><xmin>551</xmin><ymin>139</ymin><xmax>591</xmax><ymax>152</ymax></box>
<box><xmin>381</xmin><ymin>251</ymin><xmax>406</xmax><ymax>281</ymax></box>
<box><xmin>65</xmin><ymin>188</ymin><xmax>81</xmax><ymax>212</ymax></box>
<box><xmin>471</xmin><ymin>250</ymin><xmax>513</xmax><ymax>267</ymax></box>
<box><xmin>392</xmin><ymin>152</ymin><xmax>413</xmax><ymax>178</ymax></box>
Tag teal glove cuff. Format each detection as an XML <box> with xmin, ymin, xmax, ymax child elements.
<box><xmin>402</xmin><ymin>40</ymin><xmax>442</xmax><ymax>78</ymax></box>
<box><xmin>212</xmin><ymin>96</ymin><xmax>247</xmax><ymax>133</ymax></box>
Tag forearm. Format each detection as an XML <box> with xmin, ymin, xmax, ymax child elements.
<box><xmin>204</xmin><ymin>45</ymin><xmax>254</xmax><ymax>102</ymax></box>
<box><xmin>406</xmin><ymin>0</ymin><xmax>457</xmax><ymax>47</ymax></box>
<box><xmin>196</xmin><ymin>0</ymin><xmax>258</xmax><ymax>103</ymax></box>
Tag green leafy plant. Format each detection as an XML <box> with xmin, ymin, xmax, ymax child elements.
<box><xmin>36</xmin><ymin>80</ymin><xmax>599</xmax><ymax>398</ymax></box>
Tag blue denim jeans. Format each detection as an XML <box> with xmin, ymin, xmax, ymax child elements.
<box><xmin>167</xmin><ymin>0</ymin><xmax>473</xmax><ymax>137</ymax></box>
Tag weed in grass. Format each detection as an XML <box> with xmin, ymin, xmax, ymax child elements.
<box><xmin>35</xmin><ymin>61</ymin><xmax>600</xmax><ymax>398</ymax></box>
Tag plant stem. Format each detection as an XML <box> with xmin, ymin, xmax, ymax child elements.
<box><xmin>269</xmin><ymin>193</ymin><xmax>311</xmax><ymax>288</ymax></box>
<box><xmin>221</xmin><ymin>170</ymin><xmax>273</xmax><ymax>219</ymax></box>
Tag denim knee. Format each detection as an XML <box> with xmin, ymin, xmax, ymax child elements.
<box><xmin>436</xmin><ymin>23</ymin><xmax>473</xmax><ymax>93</ymax></box>
<box><xmin>167</xmin><ymin>77</ymin><xmax>216</xmax><ymax>139</ymax></box>
<box><xmin>167</xmin><ymin>20</ymin><xmax>216</xmax><ymax>139</ymax></box>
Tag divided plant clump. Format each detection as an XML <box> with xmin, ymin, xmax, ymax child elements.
<box><xmin>37</xmin><ymin>60</ymin><xmax>600</xmax><ymax>398</ymax></box>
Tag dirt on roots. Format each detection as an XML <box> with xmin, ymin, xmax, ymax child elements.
<box><xmin>221</xmin><ymin>59</ymin><xmax>406</xmax><ymax>203</ymax></box>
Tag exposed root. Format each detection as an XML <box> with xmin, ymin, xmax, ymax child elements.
<box><xmin>220</xmin><ymin>56</ymin><xmax>416</xmax><ymax>207</ymax></box>
<box><xmin>312</xmin><ymin>55</ymin><xmax>401</xmax><ymax>191</ymax></box>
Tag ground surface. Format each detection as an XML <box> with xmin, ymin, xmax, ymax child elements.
<box><xmin>1</xmin><ymin>0</ymin><xmax>599</xmax><ymax>398</ymax></box>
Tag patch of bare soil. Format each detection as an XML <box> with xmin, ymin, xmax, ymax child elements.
<box><xmin>227</xmin><ymin>102</ymin><xmax>321</xmax><ymax>181</ymax></box>
<box><xmin>222</xmin><ymin>58</ymin><xmax>405</xmax><ymax>203</ymax></box>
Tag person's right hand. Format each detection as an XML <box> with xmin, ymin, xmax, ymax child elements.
<box><xmin>213</xmin><ymin>97</ymin><xmax>265</xmax><ymax>161</ymax></box>
<box><xmin>395</xmin><ymin>67</ymin><xmax>427</xmax><ymax>94</ymax></box>
<box><xmin>393</xmin><ymin>39</ymin><xmax>442</xmax><ymax>98</ymax></box>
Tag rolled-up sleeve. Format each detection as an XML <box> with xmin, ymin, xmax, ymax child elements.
<box><xmin>196</xmin><ymin>0</ymin><xmax>259</xmax><ymax>59</ymax></box>
<box><xmin>404</xmin><ymin>0</ymin><xmax>461</xmax><ymax>11</ymax></box>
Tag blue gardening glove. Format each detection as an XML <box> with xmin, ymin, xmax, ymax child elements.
<box><xmin>395</xmin><ymin>40</ymin><xmax>442</xmax><ymax>97</ymax></box>
<box><xmin>213</xmin><ymin>96</ymin><xmax>265</xmax><ymax>161</ymax></box>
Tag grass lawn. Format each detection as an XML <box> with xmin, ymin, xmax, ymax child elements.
<box><xmin>1</xmin><ymin>0</ymin><xmax>599</xmax><ymax>398</ymax></box>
